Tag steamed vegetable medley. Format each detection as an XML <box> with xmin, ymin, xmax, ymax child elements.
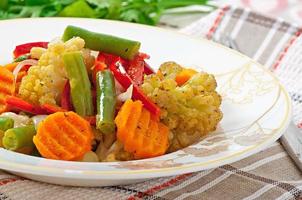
<box><xmin>0</xmin><ymin>26</ymin><xmax>222</xmax><ymax>162</ymax></box>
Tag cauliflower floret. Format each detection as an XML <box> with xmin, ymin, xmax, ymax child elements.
<box><xmin>19</xmin><ymin>37</ymin><xmax>95</xmax><ymax>105</ymax></box>
<box><xmin>141</xmin><ymin>62</ymin><xmax>223</xmax><ymax>152</ymax></box>
<box><xmin>19</xmin><ymin>65</ymin><xmax>65</xmax><ymax>105</ymax></box>
<box><xmin>30</xmin><ymin>47</ymin><xmax>46</xmax><ymax>59</ymax></box>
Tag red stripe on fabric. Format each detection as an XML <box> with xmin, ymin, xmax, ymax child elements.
<box><xmin>0</xmin><ymin>178</ymin><xmax>22</xmax><ymax>186</ymax></box>
<box><xmin>127</xmin><ymin>173</ymin><xmax>193</xmax><ymax>200</ymax></box>
<box><xmin>272</xmin><ymin>29</ymin><xmax>302</xmax><ymax>70</ymax></box>
<box><xmin>206</xmin><ymin>6</ymin><xmax>230</xmax><ymax>40</ymax></box>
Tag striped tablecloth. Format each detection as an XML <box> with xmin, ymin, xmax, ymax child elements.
<box><xmin>0</xmin><ymin>6</ymin><xmax>302</xmax><ymax>200</ymax></box>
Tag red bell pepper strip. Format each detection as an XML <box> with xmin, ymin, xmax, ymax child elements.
<box><xmin>60</xmin><ymin>81</ymin><xmax>73</xmax><ymax>111</ymax></box>
<box><xmin>13</xmin><ymin>42</ymin><xmax>48</xmax><ymax>58</ymax></box>
<box><xmin>6</xmin><ymin>96</ymin><xmax>47</xmax><ymax>115</ymax></box>
<box><xmin>127</xmin><ymin>54</ymin><xmax>145</xmax><ymax>85</ymax></box>
<box><xmin>97</xmin><ymin>52</ymin><xmax>122</xmax><ymax>66</ymax></box>
<box><xmin>41</xmin><ymin>104</ymin><xmax>67</xmax><ymax>114</ymax></box>
<box><xmin>109</xmin><ymin>62</ymin><xmax>160</xmax><ymax>118</ymax></box>
<box><xmin>130</xmin><ymin>52</ymin><xmax>154</xmax><ymax>76</ymax></box>
<box><xmin>97</xmin><ymin>52</ymin><xmax>154</xmax><ymax>82</ymax></box>
<box><xmin>143</xmin><ymin>62</ymin><xmax>155</xmax><ymax>75</ymax></box>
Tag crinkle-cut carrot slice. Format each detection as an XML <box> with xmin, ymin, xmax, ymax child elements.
<box><xmin>0</xmin><ymin>67</ymin><xmax>15</xmax><ymax>113</ymax></box>
<box><xmin>33</xmin><ymin>112</ymin><xmax>94</xmax><ymax>161</ymax></box>
<box><xmin>4</xmin><ymin>63</ymin><xmax>18</xmax><ymax>72</ymax></box>
<box><xmin>124</xmin><ymin>108</ymin><xmax>150</xmax><ymax>153</ymax></box>
<box><xmin>134</xmin><ymin>118</ymin><xmax>159</xmax><ymax>159</ymax></box>
<box><xmin>115</xmin><ymin>100</ymin><xmax>170</xmax><ymax>159</ymax></box>
<box><xmin>115</xmin><ymin>99</ymin><xmax>142</xmax><ymax>142</ymax></box>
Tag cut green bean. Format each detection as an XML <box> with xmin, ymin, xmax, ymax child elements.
<box><xmin>62</xmin><ymin>25</ymin><xmax>141</xmax><ymax>60</ymax></box>
<box><xmin>96</xmin><ymin>70</ymin><xmax>116</xmax><ymax>134</ymax></box>
<box><xmin>2</xmin><ymin>125</ymin><xmax>36</xmax><ymax>153</ymax></box>
<box><xmin>0</xmin><ymin>117</ymin><xmax>14</xmax><ymax>132</ymax></box>
<box><xmin>63</xmin><ymin>51</ymin><xmax>94</xmax><ymax>116</ymax></box>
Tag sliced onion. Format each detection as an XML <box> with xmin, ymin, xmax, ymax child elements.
<box><xmin>115</xmin><ymin>78</ymin><xmax>124</xmax><ymax>96</ymax></box>
<box><xmin>117</xmin><ymin>84</ymin><xmax>133</xmax><ymax>102</ymax></box>
<box><xmin>13</xmin><ymin>59</ymin><xmax>38</xmax><ymax>82</ymax></box>
<box><xmin>31</xmin><ymin>115</ymin><xmax>48</xmax><ymax>129</ymax></box>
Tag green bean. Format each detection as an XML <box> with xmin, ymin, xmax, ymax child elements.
<box><xmin>2</xmin><ymin>125</ymin><xmax>36</xmax><ymax>153</ymax></box>
<box><xmin>63</xmin><ymin>51</ymin><xmax>94</xmax><ymax>116</ymax></box>
<box><xmin>96</xmin><ymin>70</ymin><xmax>116</xmax><ymax>134</ymax></box>
<box><xmin>0</xmin><ymin>117</ymin><xmax>14</xmax><ymax>132</ymax></box>
<box><xmin>62</xmin><ymin>25</ymin><xmax>141</xmax><ymax>60</ymax></box>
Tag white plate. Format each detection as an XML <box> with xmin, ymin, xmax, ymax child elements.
<box><xmin>0</xmin><ymin>18</ymin><xmax>291</xmax><ymax>186</ymax></box>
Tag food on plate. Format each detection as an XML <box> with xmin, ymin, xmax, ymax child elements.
<box><xmin>0</xmin><ymin>26</ymin><xmax>222</xmax><ymax>162</ymax></box>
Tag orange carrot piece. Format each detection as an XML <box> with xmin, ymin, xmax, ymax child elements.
<box><xmin>134</xmin><ymin>118</ymin><xmax>159</xmax><ymax>159</ymax></box>
<box><xmin>124</xmin><ymin>108</ymin><xmax>150</xmax><ymax>153</ymax></box>
<box><xmin>0</xmin><ymin>67</ymin><xmax>15</xmax><ymax>113</ymax></box>
<box><xmin>115</xmin><ymin>100</ymin><xmax>169</xmax><ymax>159</ymax></box>
<box><xmin>153</xmin><ymin>123</ymin><xmax>170</xmax><ymax>155</ymax></box>
<box><xmin>115</xmin><ymin>99</ymin><xmax>142</xmax><ymax>142</ymax></box>
<box><xmin>4</xmin><ymin>62</ymin><xmax>18</xmax><ymax>72</ymax></box>
<box><xmin>33</xmin><ymin>112</ymin><xmax>94</xmax><ymax>161</ymax></box>
<box><xmin>175</xmin><ymin>68</ymin><xmax>197</xmax><ymax>86</ymax></box>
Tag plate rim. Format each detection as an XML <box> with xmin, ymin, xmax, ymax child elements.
<box><xmin>0</xmin><ymin>17</ymin><xmax>292</xmax><ymax>179</ymax></box>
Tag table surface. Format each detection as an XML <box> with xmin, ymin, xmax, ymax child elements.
<box><xmin>160</xmin><ymin>0</ymin><xmax>302</xmax><ymax>29</ymax></box>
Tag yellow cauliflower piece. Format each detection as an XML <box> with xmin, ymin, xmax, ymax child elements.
<box><xmin>18</xmin><ymin>65</ymin><xmax>63</xmax><ymax>105</ymax></box>
<box><xmin>19</xmin><ymin>37</ymin><xmax>95</xmax><ymax>105</ymax></box>
<box><xmin>30</xmin><ymin>47</ymin><xmax>46</xmax><ymax>59</ymax></box>
<box><xmin>141</xmin><ymin>62</ymin><xmax>223</xmax><ymax>152</ymax></box>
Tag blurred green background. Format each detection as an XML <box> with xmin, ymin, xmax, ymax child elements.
<box><xmin>0</xmin><ymin>0</ymin><xmax>216</xmax><ymax>26</ymax></box>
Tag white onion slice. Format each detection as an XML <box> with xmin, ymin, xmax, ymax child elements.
<box><xmin>13</xmin><ymin>59</ymin><xmax>38</xmax><ymax>82</ymax></box>
<box><xmin>115</xmin><ymin>79</ymin><xmax>124</xmax><ymax>96</ymax></box>
<box><xmin>31</xmin><ymin>115</ymin><xmax>48</xmax><ymax>129</ymax></box>
<box><xmin>117</xmin><ymin>84</ymin><xmax>133</xmax><ymax>102</ymax></box>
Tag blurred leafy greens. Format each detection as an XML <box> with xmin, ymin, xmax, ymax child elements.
<box><xmin>0</xmin><ymin>0</ymin><xmax>214</xmax><ymax>25</ymax></box>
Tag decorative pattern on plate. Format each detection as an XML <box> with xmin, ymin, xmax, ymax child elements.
<box><xmin>217</xmin><ymin>62</ymin><xmax>278</xmax><ymax>104</ymax></box>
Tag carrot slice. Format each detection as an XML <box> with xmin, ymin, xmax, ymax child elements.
<box><xmin>4</xmin><ymin>63</ymin><xmax>18</xmax><ymax>72</ymax></box>
<box><xmin>33</xmin><ymin>112</ymin><xmax>94</xmax><ymax>161</ymax></box>
<box><xmin>124</xmin><ymin>108</ymin><xmax>150</xmax><ymax>153</ymax></box>
<box><xmin>175</xmin><ymin>68</ymin><xmax>197</xmax><ymax>86</ymax></box>
<box><xmin>0</xmin><ymin>67</ymin><xmax>15</xmax><ymax>113</ymax></box>
<box><xmin>115</xmin><ymin>99</ymin><xmax>142</xmax><ymax>142</ymax></box>
<box><xmin>115</xmin><ymin>100</ymin><xmax>169</xmax><ymax>159</ymax></box>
